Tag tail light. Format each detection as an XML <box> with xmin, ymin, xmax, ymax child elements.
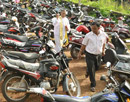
<box><xmin>41</xmin><ymin>98</ymin><xmax>44</xmax><ymax>102</ymax></box>
<box><xmin>69</xmin><ymin>36</ymin><xmax>72</xmax><ymax>41</ymax></box>
<box><xmin>50</xmin><ymin>66</ymin><xmax>59</xmax><ymax>70</ymax></box>
<box><xmin>0</xmin><ymin>61</ymin><xmax>5</xmax><ymax>69</ymax></box>
<box><xmin>29</xmin><ymin>13</ymin><xmax>35</xmax><ymax>18</ymax></box>
<box><xmin>41</xmin><ymin>4</ymin><xmax>45</xmax><ymax>6</ymax></box>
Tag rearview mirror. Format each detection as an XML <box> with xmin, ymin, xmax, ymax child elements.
<box><xmin>106</xmin><ymin>62</ymin><xmax>111</xmax><ymax>68</ymax></box>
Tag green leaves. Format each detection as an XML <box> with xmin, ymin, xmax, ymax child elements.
<box><xmin>64</xmin><ymin>0</ymin><xmax>130</xmax><ymax>16</ymax></box>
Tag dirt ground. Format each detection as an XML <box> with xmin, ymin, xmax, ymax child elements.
<box><xmin>0</xmin><ymin>50</ymin><xmax>107</xmax><ymax>102</ymax></box>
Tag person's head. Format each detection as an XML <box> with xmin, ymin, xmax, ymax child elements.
<box><xmin>91</xmin><ymin>21</ymin><xmax>101</xmax><ymax>34</ymax></box>
<box><xmin>60</xmin><ymin>9</ymin><xmax>66</xmax><ymax>18</ymax></box>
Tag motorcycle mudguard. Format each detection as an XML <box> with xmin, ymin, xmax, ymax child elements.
<box><xmin>62</xmin><ymin>74</ymin><xmax>69</xmax><ymax>92</ymax></box>
<box><xmin>0</xmin><ymin>70</ymin><xmax>8</xmax><ymax>82</ymax></box>
<box><xmin>91</xmin><ymin>92</ymin><xmax>119</xmax><ymax>102</ymax></box>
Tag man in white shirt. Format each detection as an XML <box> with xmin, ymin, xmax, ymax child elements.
<box><xmin>78</xmin><ymin>22</ymin><xmax>107</xmax><ymax>92</ymax></box>
<box><xmin>52</xmin><ymin>9</ymin><xmax>70</xmax><ymax>53</ymax></box>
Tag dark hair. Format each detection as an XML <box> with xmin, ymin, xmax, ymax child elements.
<box><xmin>91</xmin><ymin>21</ymin><xmax>101</xmax><ymax>27</ymax></box>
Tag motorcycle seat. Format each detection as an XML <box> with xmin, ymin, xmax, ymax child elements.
<box><xmin>53</xmin><ymin>95</ymin><xmax>91</xmax><ymax>102</ymax></box>
<box><xmin>4</xmin><ymin>33</ymin><xmax>28</xmax><ymax>42</ymax></box>
<box><xmin>73</xmin><ymin>13</ymin><xmax>80</xmax><ymax>16</ymax></box>
<box><xmin>0</xmin><ymin>25</ymin><xmax>8</xmax><ymax>30</ymax></box>
<box><xmin>43</xmin><ymin>15</ymin><xmax>52</xmax><ymax>19</ymax></box>
<box><xmin>7</xmin><ymin>51</ymin><xmax>39</xmax><ymax>60</ymax></box>
<box><xmin>103</xmin><ymin>21</ymin><xmax>110</xmax><ymax>24</ymax></box>
<box><xmin>7</xmin><ymin>58</ymin><xmax>40</xmax><ymax>72</ymax></box>
<box><xmin>110</xmin><ymin>21</ymin><xmax>115</xmax><ymax>24</ymax></box>
<box><xmin>117</xmin><ymin>54</ymin><xmax>130</xmax><ymax>62</ymax></box>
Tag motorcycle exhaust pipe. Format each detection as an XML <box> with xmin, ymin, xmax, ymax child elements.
<box><xmin>7</xmin><ymin>87</ymin><xmax>47</xmax><ymax>94</ymax></box>
<box><xmin>7</xmin><ymin>87</ymin><xmax>27</xmax><ymax>92</ymax></box>
<box><xmin>7</xmin><ymin>87</ymin><xmax>56</xmax><ymax>101</ymax></box>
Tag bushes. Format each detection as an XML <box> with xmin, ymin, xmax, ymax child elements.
<box><xmin>64</xmin><ymin>0</ymin><xmax>130</xmax><ymax>18</ymax></box>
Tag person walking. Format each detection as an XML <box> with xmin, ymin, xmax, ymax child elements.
<box><xmin>78</xmin><ymin>22</ymin><xmax>107</xmax><ymax>92</ymax></box>
<box><xmin>52</xmin><ymin>9</ymin><xmax>70</xmax><ymax>53</ymax></box>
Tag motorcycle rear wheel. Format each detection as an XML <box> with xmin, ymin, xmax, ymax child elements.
<box><xmin>2</xmin><ymin>74</ymin><xmax>29</xmax><ymax>102</ymax></box>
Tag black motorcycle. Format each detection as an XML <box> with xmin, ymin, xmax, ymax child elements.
<box><xmin>39</xmin><ymin>62</ymin><xmax>130</xmax><ymax>102</ymax></box>
<box><xmin>0</xmin><ymin>42</ymin><xmax>81</xmax><ymax>102</ymax></box>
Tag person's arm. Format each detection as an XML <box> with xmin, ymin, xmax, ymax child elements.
<box><xmin>52</xmin><ymin>14</ymin><xmax>59</xmax><ymax>26</ymax></box>
<box><xmin>78</xmin><ymin>45</ymin><xmax>86</xmax><ymax>59</ymax></box>
<box><xmin>102</xmin><ymin>43</ymin><xmax>106</xmax><ymax>56</ymax></box>
<box><xmin>78</xmin><ymin>34</ymin><xmax>89</xmax><ymax>59</ymax></box>
<box><xmin>65</xmin><ymin>18</ymin><xmax>70</xmax><ymax>32</ymax></box>
<box><xmin>102</xmin><ymin>32</ymin><xmax>108</xmax><ymax>56</ymax></box>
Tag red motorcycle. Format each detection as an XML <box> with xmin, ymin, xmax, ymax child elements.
<box><xmin>112</xmin><ymin>17</ymin><xmax>130</xmax><ymax>39</ymax></box>
<box><xmin>101</xmin><ymin>18</ymin><xmax>115</xmax><ymax>32</ymax></box>
<box><xmin>69</xmin><ymin>25</ymin><xmax>111</xmax><ymax>59</ymax></box>
<box><xmin>68</xmin><ymin>25</ymin><xmax>89</xmax><ymax>59</ymax></box>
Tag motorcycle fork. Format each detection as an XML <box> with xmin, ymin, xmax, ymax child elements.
<box><xmin>118</xmin><ymin>92</ymin><xmax>125</xmax><ymax>102</ymax></box>
<box><xmin>62</xmin><ymin>59</ymin><xmax>77</xmax><ymax>87</ymax></box>
<box><xmin>55</xmin><ymin>72</ymin><xmax>61</xmax><ymax>90</ymax></box>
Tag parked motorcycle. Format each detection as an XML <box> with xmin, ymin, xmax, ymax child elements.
<box><xmin>111</xmin><ymin>32</ymin><xmax>129</xmax><ymax>54</ymax></box>
<box><xmin>69</xmin><ymin>32</ymin><xmax>128</xmax><ymax>59</ymax></box>
<box><xmin>0</xmin><ymin>32</ymin><xmax>43</xmax><ymax>52</ymax></box>
<box><xmin>104</xmin><ymin>48</ymin><xmax>130</xmax><ymax>81</ymax></box>
<box><xmin>0</xmin><ymin>40</ymin><xmax>81</xmax><ymax>102</ymax></box>
<box><xmin>112</xmin><ymin>24</ymin><xmax>130</xmax><ymax>39</ymax></box>
<box><xmin>6</xmin><ymin>61</ymin><xmax>130</xmax><ymax>102</ymax></box>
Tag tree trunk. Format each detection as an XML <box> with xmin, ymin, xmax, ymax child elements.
<box><xmin>121</xmin><ymin>0</ymin><xmax>123</xmax><ymax>7</ymax></box>
<box><xmin>78</xmin><ymin>0</ymin><xmax>81</xmax><ymax>5</ymax></box>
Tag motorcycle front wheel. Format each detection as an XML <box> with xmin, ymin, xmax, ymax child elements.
<box><xmin>2</xmin><ymin>74</ymin><xmax>29</xmax><ymax>102</ymax></box>
<box><xmin>66</xmin><ymin>73</ymin><xmax>81</xmax><ymax>97</ymax></box>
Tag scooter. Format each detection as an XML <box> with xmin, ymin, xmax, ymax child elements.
<box><xmin>104</xmin><ymin>48</ymin><xmax>130</xmax><ymax>81</ymax></box>
<box><xmin>112</xmin><ymin>24</ymin><xmax>130</xmax><ymax>39</ymax></box>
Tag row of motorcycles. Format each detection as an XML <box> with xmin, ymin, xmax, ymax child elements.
<box><xmin>1</xmin><ymin>50</ymin><xmax>130</xmax><ymax>102</ymax></box>
<box><xmin>0</xmin><ymin>0</ymin><xmax>82</xmax><ymax>102</ymax></box>
<box><xmin>0</xmin><ymin>0</ymin><xmax>130</xmax><ymax>102</ymax></box>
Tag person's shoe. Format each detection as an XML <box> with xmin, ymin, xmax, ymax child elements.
<box><xmin>85</xmin><ymin>73</ymin><xmax>89</xmax><ymax>78</ymax></box>
<box><xmin>90</xmin><ymin>87</ymin><xmax>95</xmax><ymax>92</ymax></box>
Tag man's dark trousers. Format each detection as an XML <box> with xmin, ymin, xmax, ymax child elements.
<box><xmin>85</xmin><ymin>51</ymin><xmax>101</xmax><ymax>87</ymax></box>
